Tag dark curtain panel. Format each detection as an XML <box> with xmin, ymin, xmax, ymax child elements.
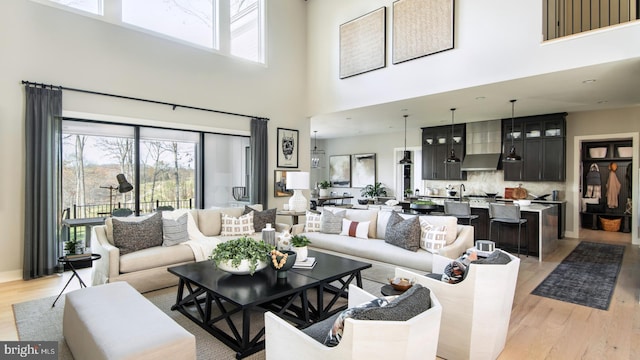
<box><xmin>250</xmin><ymin>118</ymin><xmax>268</xmax><ymax>207</ymax></box>
<box><xmin>23</xmin><ymin>86</ymin><xmax>62</xmax><ymax>279</ymax></box>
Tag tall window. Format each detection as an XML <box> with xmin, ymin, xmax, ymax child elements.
<box><xmin>40</xmin><ymin>0</ymin><xmax>267</xmax><ymax>63</ymax></box>
<box><xmin>49</xmin><ymin>0</ymin><xmax>103</xmax><ymax>15</ymax></box>
<box><xmin>230</xmin><ymin>0</ymin><xmax>264</xmax><ymax>62</ymax></box>
<box><xmin>139</xmin><ymin>128</ymin><xmax>198</xmax><ymax>212</ymax></box>
<box><xmin>122</xmin><ymin>0</ymin><xmax>215</xmax><ymax>48</ymax></box>
<box><xmin>61</xmin><ymin>120</ymin><xmax>250</xmax><ymax>221</ymax></box>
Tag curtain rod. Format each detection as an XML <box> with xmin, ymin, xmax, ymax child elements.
<box><xmin>21</xmin><ymin>80</ymin><xmax>269</xmax><ymax>121</ymax></box>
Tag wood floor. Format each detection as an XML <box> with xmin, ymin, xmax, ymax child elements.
<box><xmin>1</xmin><ymin>229</ymin><xmax>639</xmax><ymax>359</ymax></box>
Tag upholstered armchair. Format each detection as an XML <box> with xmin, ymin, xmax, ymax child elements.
<box><xmin>264</xmin><ymin>284</ymin><xmax>442</xmax><ymax>360</ymax></box>
<box><xmin>395</xmin><ymin>250</ymin><xmax>520</xmax><ymax>360</ymax></box>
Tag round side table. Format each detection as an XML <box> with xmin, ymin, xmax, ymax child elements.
<box><xmin>52</xmin><ymin>253</ymin><xmax>102</xmax><ymax>307</ymax></box>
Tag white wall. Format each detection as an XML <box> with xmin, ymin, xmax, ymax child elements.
<box><xmin>306</xmin><ymin>0</ymin><xmax>640</xmax><ymax>116</ymax></box>
<box><xmin>0</xmin><ymin>0</ymin><xmax>308</xmax><ymax>281</ymax></box>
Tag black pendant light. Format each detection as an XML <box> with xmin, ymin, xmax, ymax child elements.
<box><xmin>505</xmin><ymin>99</ymin><xmax>522</xmax><ymax>161</ymax></box>
<box><xmin>399</xmin><ymin>114</ymin><xmax>412</xmax><ymax>165</ymax></box>
<box><xmin>445</xmin><ymin>108</ymin><xmax>460</xmax><ymax>163</ymax></box>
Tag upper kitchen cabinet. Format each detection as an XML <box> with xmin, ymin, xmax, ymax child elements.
<box><xmin>422</xmin><ymin>124</ymin><xmax>466</xmax><ymax>180</ymax></box>
<box><xmin>502</xmin><ymin>113</ymin><xmax>567</xmax><ymax>182</ymax></box>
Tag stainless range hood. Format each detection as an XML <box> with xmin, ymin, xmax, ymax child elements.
<box><xmin>461</xmin><ymin>153</ymin><xmax>502</xmax><ymax>171</ymax></box>
<box><xmin>461</xmin><ymin>120</ymin><xmax>502</xmax><ymax>171</ymax></box>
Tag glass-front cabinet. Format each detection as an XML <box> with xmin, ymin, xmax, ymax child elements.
<box><xmin>503</xmin><ymin>113</ymin><xmax>567</xmax><ymax>182</ymax></box>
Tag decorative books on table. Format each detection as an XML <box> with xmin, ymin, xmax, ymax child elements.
<box><xmin>293</xmin><ymin>257</ymin><xmax>316</xmax><ymax>269</ymax></box>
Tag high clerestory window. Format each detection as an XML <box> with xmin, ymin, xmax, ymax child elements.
<box><xmin>39</xmin><ymin>0</ymin><xmax>266</xmax><ymax>63</ymax></box>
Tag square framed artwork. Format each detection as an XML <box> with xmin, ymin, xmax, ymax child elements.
<box><xmin>274</xmin><ymin>170</ymin><xmax>297</xmax><ymax>197</ymax></box>
<box><xmin>329</xmin><ymin>155</ymin><xmax>351</xmax><ymax>187</ymax></box>
<box><xmin>392</xmin><ymin>0</ymin><xmax>454</xmax><ymax>64</ymax></box>
<box><xmin>351</xmin><ymin>153</ymin><xmax>376</xmax><ymax>188</ymax></box>
<box><xmin>339</xmin><ymin>7</ymin><xmax>386</xmax><ymax>79</ymax></box>
<box><xmin>276</xmin><ymin>128</ymin><xmax>299</xmax><ymax>168</ymax></box>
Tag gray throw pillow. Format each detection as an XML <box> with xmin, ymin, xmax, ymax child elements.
<box><xmin>112</xmin><ymin>212</ymin><xmax>163</xmax><ymax>255</ymax></box>
<box><xmin>243</xmin><ymin>206</ymin><xmax>276</xmax><ymax>231</ymax></box>
<box><xmin>353</xmin><ymin>283</ymin><xmax>431</xmax><ymax>321</ymax></box>
<box><xmin>473</xmin><ymin>250</ymin><xmax>512</xmax><ymax>265</ymax></box>
<box><xmin>384</xmin><ymin>212</ymin><xmax>420</xmax><ymax>251</ymax></box>
<box><xmin>162</xmin><ymin>213</ymin><xmax>189</xmax><ymax>246</ymax></box>
<box><xmin>320</xmin><ymin>210</ymin><xmax>345</xmax><ymax>234</ymax></box>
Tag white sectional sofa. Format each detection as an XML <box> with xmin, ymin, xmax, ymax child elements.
<box><xmin>91</xmin><ymin>205</ymin><xmax>288</xmax><ymax>293</ymax></box>
<box><xmin>291</xmin><ymin>207</ymin><xmax>474</xmax><ymax>273</ymax></box>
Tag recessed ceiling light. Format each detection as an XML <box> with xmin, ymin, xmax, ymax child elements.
<box><xmin>346</xmin><ymin>117</ymin><xmax>351</xmax><ymax>120</ymax></box>
<box><xmin>401</xmin><ymin>108</ymin><xmax>408</xmax><ymax>112</ymax></box>
<box><xmin>475</xmin><ymin>96</ymin><xmax>486</xmax><ymax>100</ymax></box>
<box><xmin>597</xmin><ymin>100</ymin><xmax>608</xmax><ymax>104</ymax></box>
<box><xmin>582</xmin><ymin>79</ymin><xmax>596</xmax><ymax>84</ymax></box>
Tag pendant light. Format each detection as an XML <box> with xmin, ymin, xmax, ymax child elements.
<box><xmin>311</xmin><ymin>131</ymin><xmax>325</xmax><ymax>168</ymax></box>
<box><xmin>505</xmin><ymin>99</ymin><xmax>522</xmax><ymax>161</ymax></box>
<box><xmin>399</xmin><ymin>114</ymin><xmax>412</xmax><ymax>165</ymax></box>
<box><xmin>445</xmin><ymin>108</ymin><xmax>460</xmax><ymax>163</ymax></box>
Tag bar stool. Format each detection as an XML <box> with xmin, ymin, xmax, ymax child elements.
<box><xmin>488</xmin><ymin>203</ymin><xmax>528</xmax><ymax>257</ymax></box>
<box><xmin>444</xmin><ymin>201</ymin><xmax>479</xmax><ymax>225</ymax></box>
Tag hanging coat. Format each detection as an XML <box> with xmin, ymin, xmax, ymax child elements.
<box><xmin>585</xmin><ymin>163</ymin><xmax>601</xmax><ymax>199</ymax></box>
<box><xmin>606</xmin><ymin>164</ymin><xmax>621</xmax><ymax>208</ymax></box>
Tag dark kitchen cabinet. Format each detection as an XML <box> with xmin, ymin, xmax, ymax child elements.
<box><xmin>422</xmin><ymin>124</ymin><xmax>466</xmax><ymax>180</ymax></box>
<box><xmin>502</xmin><ymin>113</ymin><xmax>566</xmax><ymax>182</ymax></box>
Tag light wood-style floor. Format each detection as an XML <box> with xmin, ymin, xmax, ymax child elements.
<box><xmin>1</xmin><ymin>229</ymin><xmax>639</xmax><ymax>359</ymax></box>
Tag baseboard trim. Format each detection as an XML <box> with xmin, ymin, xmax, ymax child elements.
<box><xmin>0</xmin><ymin>269</ymin><xmax>23</xmax><ymax>283</ymax></box>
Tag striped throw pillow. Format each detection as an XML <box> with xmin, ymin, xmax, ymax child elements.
<box><xmin>339</xmin><ymin>219</ymin><xmax>370</xmax><ymax>239</ymax></box>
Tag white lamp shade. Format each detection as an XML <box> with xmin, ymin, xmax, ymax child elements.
<box><xmin>286</xmin><ymin>172</ymin><xmax>310</xmax><ymax>190</ymax></box>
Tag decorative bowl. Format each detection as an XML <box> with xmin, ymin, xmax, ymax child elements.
<box><xmin>447</xmin><ymin>190</ymin><xmax>458</xmax><ymax>197</ymax></box>
<box><xmin>358</xmin><ymin>199</ymin><xmax>370</xmax><ymax>205</ymax></box>
<box><xmin>216</xmin><ymin>259</ymin><xmax>268</xmax><ymax>275</ymax></box>
<box><xmin>388</xmin><ymin>277</ymin><xmax>414</xmax><ymax>291</ymax></box>
<box><xmin>269</xmin><ymin>250</ymin><xmax>297</xmax><ymax>278</ymax></box>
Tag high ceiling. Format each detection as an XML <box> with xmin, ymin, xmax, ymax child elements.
<box><xmin>310</xmin><ymin>58</ymin><xmax>640</xmax><ymax>138</ymax></box>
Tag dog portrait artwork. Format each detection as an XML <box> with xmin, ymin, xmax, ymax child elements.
<box><xmin>277</xmin><ymin>128</ymin><xmax>298</xmax><ymax>168</ymax></box>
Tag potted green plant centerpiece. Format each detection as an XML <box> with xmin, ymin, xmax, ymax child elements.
<box><xmin>360</xmin><ymin>182</ymin><xmax>387</xmax><ymax>204</ymax></box>
<box><xmin>209</xmin><ymin>236</ymin><xmax>274</xmax><ymax>275</ymax></box>
<box><xmin>290</xmin><ymin>234</ymin><xmax>312</xmax><ymax>262</ymax></box>
<box><xmin>318</xmin><ymin>180</ymin><xmax>331</xmax><ymax>197</ymax></box>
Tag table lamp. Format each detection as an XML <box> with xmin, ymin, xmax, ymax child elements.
<box><xmin>286</xmin><ymin>172</ymin><xmax>310</xmax><ymax>212</ymax></box>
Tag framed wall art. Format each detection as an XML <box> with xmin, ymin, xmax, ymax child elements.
<box><xmin>274</xmin><ymin>170</ymin><xmax>296</xmax><ymax>197</ymax></box>
<box><xmin>339</xmin><ymin>7</ymin><xmax>386</xmax><ymax>79</ymax></box>
<box><xmin>351</xmin><ymin>153</ymin><xmax>376</xmax><ymax>188</ymax></box>
<box><xmin>392</xmin><ymin>0</ymin><xmax>454</xmax><ymax>64</ymax></box>
<box><xmin>329</xmin><ymin>155</ymin><xmax>351</xmax><ymax>187</ymax></box>
<box><xmin>276</xmin><ymin>128</ymin><xmax>299</xmax><ymax>168</ymax></box>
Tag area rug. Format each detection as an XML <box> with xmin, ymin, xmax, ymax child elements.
<box><xmin>531</xmin><ymin>241</ymin><xmax>624</xmax><ymax>310</ymax></box>
<box><xmin>13</xmin><ymin>274</ymin><xmax>385</xmax><ymax>360</ymax></box>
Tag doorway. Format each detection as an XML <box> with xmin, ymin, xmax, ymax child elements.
<box><xmin>573</xmin><ymin>133</ymin><xmax>638</xmax><ymax>245</ymax></box>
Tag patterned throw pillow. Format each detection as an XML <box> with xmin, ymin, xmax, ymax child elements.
<box><xmin>320</xmin><ymin>209</ymin><xmax>346</xmax><ymax>234</ymax></box>
<box><xmin>162</xmin><ymin>213</ymin><xmax>189</xmax><ymax>246</ymax></box>
<box><xmin>324</xmin><ymin>297</ymin><xmax>389</xmax><ymax>347</ymax></box>
<box><xmin>384</xmin><ymin>212</ymin><xmax>420</xmax><ymax>251</ymax></box>
<box><xmin>112</xmin><ymin>212</ymin><xmax>163</xmax><ymax>255</ymax></box>
<box><xmin>242</xmin><ymin>206</ymin><xmax>276</xmax><ymax>231</ymax></box>
<box><xmin>419</xmin><ymin>218</ymin><xmax>448</xmax><ymax>253</ymax></box>
<box><xmin>305</xmin><ymin>211</ymin><xmax>322</xmax><ymax>232</ymax></box>
<box><xmin>220</xmin><ymin>212</ymin><xmax>255</xmax><ymax>236</ymax></box>
<box><xmin>339</xmin><ymin>219</ymin><xmax>370</xmax><ymax>239</ymax></box>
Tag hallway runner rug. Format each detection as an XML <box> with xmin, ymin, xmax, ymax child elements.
<box><xmin>531</xmin><ymin>241</ymin><xmax>624</xmax><ymax>310</ymax></box>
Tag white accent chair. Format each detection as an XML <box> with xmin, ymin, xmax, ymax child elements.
<box><xmin>264</xmin><ymin>284</ymin><xmax>442</xmax><ymax>360</ymax></box>
<box><xmin>396</xmin><ymin>249</ymin><xmax>520</xmax><ymax>360</ymax></box>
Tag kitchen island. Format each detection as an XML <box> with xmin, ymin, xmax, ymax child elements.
<box><xmin>406</xmin><ymin>196</ymin><xmax>559</xmax><ymax>262</ymax></box>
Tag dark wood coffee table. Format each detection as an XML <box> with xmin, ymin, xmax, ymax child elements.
<box><xmin>168</xmin><ymin>250</ymin><xmax>371</xmax><ymax>359</ymax></box>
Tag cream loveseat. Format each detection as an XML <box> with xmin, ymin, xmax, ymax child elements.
<box><xmin>91</xmin><ymin>205</ymin><xmax>288</xmax><ymax>293</ymax></box>
<box><xmin>291</xmin><ymin>207</ymin><xmax>474</xmax><ymax>273</ymax></box>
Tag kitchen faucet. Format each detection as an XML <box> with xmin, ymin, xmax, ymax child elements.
<box><xmin>459</xmin><ymin>184</ymin><xmax>465</xmax><ymax>202</ymax></box>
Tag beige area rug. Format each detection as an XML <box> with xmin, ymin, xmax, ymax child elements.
<box><xmin>13</xmin><ymin>268</ymin><xmax>389</xmax><ymax>360</ymax></box>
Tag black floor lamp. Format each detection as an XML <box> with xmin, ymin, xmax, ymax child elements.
<box><xmin>100</xmin><ymin>174</ymin><xmax>133</xmax><ymax>215</ymax></box>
